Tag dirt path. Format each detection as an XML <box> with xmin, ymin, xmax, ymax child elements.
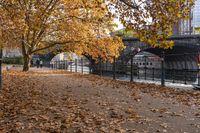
<box><xmin>0</xmin><ymin>70</ymin><xmax>200</xmax><ymax>133</ymax></box>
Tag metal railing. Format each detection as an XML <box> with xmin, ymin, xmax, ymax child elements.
<box><xmin>48</xmin><ymin>53</ymin><xmax>200</xmax><ymax>87</ymax></box>
<box><xmin>49</xmin><ymin>59</ymin><xmax>90</xmax><ymax>74</ymax></box>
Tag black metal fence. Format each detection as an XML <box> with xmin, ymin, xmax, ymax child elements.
<box><xmin>49</xmin><ymin>59</ymin><xmax>90</xmax><ymax>74</ymax></box>
<box><xmin>48</xmin><ymin>52</ymin><xmax>200</xmax><ymax>87</ymax></box>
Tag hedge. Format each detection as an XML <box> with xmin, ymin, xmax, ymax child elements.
<box><xmin>3</xmin><ymin>57</ymin><xmax>24</xmax><ymax>65</ymax></box>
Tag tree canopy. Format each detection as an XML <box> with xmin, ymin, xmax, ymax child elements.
<box><xmin>0</xmin><ymin>0</ymin><xmax>195</xmax><ymax>71</ymax></box>
<box><xmin>108</xmin><ymin>0</ymin><xmax>194</xmax><ymax>49</ymax></box>
<box><xmin>0</xmin><ymin>0</ymin><xmax>125</xmax><ymax>71</ymax></box>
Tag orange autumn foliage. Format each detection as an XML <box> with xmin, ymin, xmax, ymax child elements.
<box><xmin>0</xmin><ymin>0</ymin><xmax>125</xmax><ymax>71</ymax></box>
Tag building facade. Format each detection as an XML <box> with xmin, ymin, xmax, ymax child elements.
<box><xmin>192</xmin><ymin>0</ymin><xmax>200</xmax><ymax>34</ymax></box>
<box><xmin>3</xmin><ymin>48</ymin><xmax>22</xmax><ymax>57</ymax></box>
<box><xmin>173</xmin><ymin>0</ymin><xmax>200</xmax><ymax>35</ymax></box>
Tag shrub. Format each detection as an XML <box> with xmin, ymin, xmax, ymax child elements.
<box><xmin>3</xmin><ymin>57</ymin><xmax>24</xmax><ymax>65</ymax></box>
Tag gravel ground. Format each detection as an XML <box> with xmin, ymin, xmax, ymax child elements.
<box><xmin>0</xmin><ymin>69</ymin><xmax>200</xmax><ymax>133</ymax></box>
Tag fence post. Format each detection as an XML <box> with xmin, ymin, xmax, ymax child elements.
<box><xmin>0</xmin><ymin>48</ymin><xmax>2</xmax><ymax>89</ymax></box>
<box><xmin>161</xmin><ymin>51</ymin><xmax>165</xmax><ymax>86</ymax></box>
<box><xmin>144</xmin><ymin>56</ymin><xmax>147</xmax><ymax>80</ymax></box>
<box><xmin>138</xmin><ymin>67</ymin><xmax>140</xmax><ymax>79</ymax></box>
<box><xmin>75</xmin><ymin>59</ymin><xmax>77</xmax><ymax>72</ymax></box>
<box><xmin>64</xmin><ymin>60</ymin><xmax>66</xmax><ymax>70</ymax></box>
<box><xmin>70</xmin><ymin>61</ymin><xmax>72</xmax><ymax>72</ymax></box>
<box><xmin>130</xmin><ymin>54</ymin><xmax>133</xmax><ymax>82</ymax></box>
<box><xmin>100</xmin><ymin>58</ymin><xmax>102</xmax><ymax>77</ymax></box>
<box><xmin>184</xmin><ymin>53</ymin><xmax>187</xmax><ymax>84</ymax></box>
<box><xmin>113</xmin><ymin>57</ymin><xmax>116</xmax><ymax>80</ymax></box>
<box><xmin>81</xmin><ymin>58</ymin><xmax>84</xmax><ymax>74</ymax></box>
<box><xmin>172</xmin><ymin>68</ymin><xmax>175</xmax><ymax>83</ymax></box>
<box><xmin>198</xmin><ymin>52</ymin><xmax>200</xmax><ymax>86</ymax></box>
<box><xmin>106</xmin><ymin>61</ymin><xmax>108</xmax><ymax>71</ymax></box>
<box><xmin>89</xmin><ymin>61</ymin><xmax>92</xmax><ymax>74</ymax></box>
<box><xmin>152</xmin><ymin>67</ymin><xmax>154</xmax><ymax>81</ymax></box>
<box><xmin>66</xmin><ymin>60</ymin><xmax>68</xmax><ymax>70</ymax></box>
<box><xmin>198</xmin><ymin>68</ymin><xmax>200</xmax><ymax>86</ymax></box>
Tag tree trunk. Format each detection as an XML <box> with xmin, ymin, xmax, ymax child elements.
<box><xmin>23</xmin><ymin>54</ymin><xmax>31</xmax><ymax>71</ymax></box>
<box><xmin>21</xmin><ymin>38</ymin><xmax>32</xmax><ymax>72</ymax></box>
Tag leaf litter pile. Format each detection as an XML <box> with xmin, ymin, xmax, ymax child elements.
<box><xmin>0</xmin><ymin>70</ymin><xmax>200</xmax><ymax>132</ymax></box>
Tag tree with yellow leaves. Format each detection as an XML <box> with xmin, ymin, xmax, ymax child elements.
<box><xmin>108</xmin><ymin>0</ymin><xmax>194</xmax><ymax>48</ymax></box>
<box><xmin>0</xmin><ymin>0</ymin><xmax>125</xmax><ymax>71</ymax></box>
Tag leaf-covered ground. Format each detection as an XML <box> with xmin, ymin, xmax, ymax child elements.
<box><xmin>0</xmin><ymin>70</ymin><xmax>200</xmax><ymax>132</ymax></box>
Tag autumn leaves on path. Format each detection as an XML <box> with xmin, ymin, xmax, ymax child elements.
<box><xmin>0</xmin><ymin>70</ymin><xmax>200</xmax><ymax>132</ymax></box>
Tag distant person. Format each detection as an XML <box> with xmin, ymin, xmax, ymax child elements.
<box><xmin>36</xmin><ymin>59</ymin><xmax>40</xmax><ymax>68</ymax></box>
<box><xmin>30</xmin><ymin>59</ymin><xmax>33</xmax><ymax>67</ymax></box>
<box><xmin>40</xmin><ymin>60</ymin><xmax>43</xmax><ymax>68</ymax></box>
